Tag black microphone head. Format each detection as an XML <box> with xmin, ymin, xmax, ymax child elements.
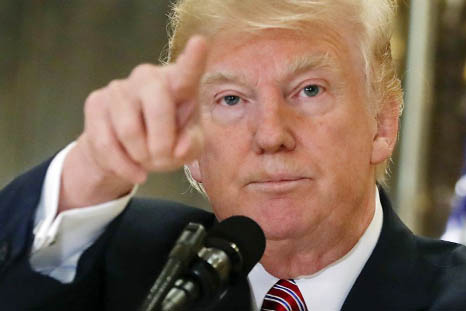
<box><xmin>205</xmin><ymin>215</ymin><xmax>265</xmax><ymax>277</ymax></box>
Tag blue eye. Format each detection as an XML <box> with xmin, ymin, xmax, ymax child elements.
<box><xmin>303</xmin><ymin>85</ymin><xmax>320</xmax><ymax>97</ymax></box>
<box><xmin>223</xmin><ymin>95</ymin><xmax>240</xmax><ymax>106</ymax></box>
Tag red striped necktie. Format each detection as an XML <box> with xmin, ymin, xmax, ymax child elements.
<box><xmin>260</xmin><ymin>279</ymin><xmax>309</xmax><ymax>311</ymax></box>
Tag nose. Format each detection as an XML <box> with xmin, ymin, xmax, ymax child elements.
<box><xmin>251</xmin><ymin>95</ymin><xmax>296</xmax><ymax>154</ymax></box>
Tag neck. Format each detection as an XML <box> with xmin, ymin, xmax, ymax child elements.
<box><xmin>260</xmin><ymin>186</ymin><xmax>376</xmax><ymax>279</ymax></box>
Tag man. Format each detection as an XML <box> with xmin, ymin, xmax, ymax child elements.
<box><xmin>1</xmin><ymin>0</ymin><xmax>466</xmax><ymax>310</ymax></box>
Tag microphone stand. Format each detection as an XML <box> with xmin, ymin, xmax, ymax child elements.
<box><xmin>140</xmin><ymin>223</ymin><xmax>206</xmax><ymax>311</ymax></box>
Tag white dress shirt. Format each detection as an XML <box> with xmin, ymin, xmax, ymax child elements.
<box><xmin>31</xmin><ymin>144</ymin><xmax>383</xmax><ymax>310</ymax></box>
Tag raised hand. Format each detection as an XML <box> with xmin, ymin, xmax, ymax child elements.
<box><xmin>60</xmin><ymin>36</ymin><xmax>208</xmax><ymax>210</ymax></box>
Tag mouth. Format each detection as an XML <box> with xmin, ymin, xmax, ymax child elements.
<box><xmin>247</xmin><ymin>177</ymin><xmax>311</xmax><ymax>193</ymax></box>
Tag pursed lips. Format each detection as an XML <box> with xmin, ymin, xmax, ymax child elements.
<box><xmin>246</xmin><ymin>174</ymin><xmax>311</xmax><ymax>193</ymax></box>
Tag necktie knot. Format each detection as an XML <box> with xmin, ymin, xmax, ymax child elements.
<box><xmin>261</xmin><ymin>279</ymin><xmax>308</xmax><ymax>311</ymax></box>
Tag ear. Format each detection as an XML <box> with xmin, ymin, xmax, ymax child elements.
<box><xmin>187</xmin><ymin>159</ymin><xmax>203</xmax><ymax>182</ymax></box>
<box><xmin>371</xmin><ymin>101</ymin><xmax>400</xmax><ymax>164</ymax></box>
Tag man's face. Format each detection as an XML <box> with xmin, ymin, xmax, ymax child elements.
<box><xmin>190</xmin><ymin>26</ymin><xmax>392</xmax><ymax>241</ymax></box>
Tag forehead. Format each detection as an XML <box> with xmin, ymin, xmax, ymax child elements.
<box><xmin>202</xmin><ymin>27</ymin><xmax>363</xmax><ymax>85</ymax></box>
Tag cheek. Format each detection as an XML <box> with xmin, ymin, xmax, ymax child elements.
<box><xmin>306</xmin><ymin>110</ymin><xmax>374</xmax><ymax>183</ymax></box>
<box><xmin>198</xmin><ymin>125</ymin><xmax>250</xmax><ymax>206</ymax></box>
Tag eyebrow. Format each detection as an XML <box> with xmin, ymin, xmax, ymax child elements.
<box><xmin>287</xmin><ymin>52</ymin><xmax>339</xmax><ymax>76</ymax></box>
<box><xmin>201</xmin><ymin>71</ymin><xmax>250</xmax><ymax>88</ymax></box>
<box><xmin>200</xmin><ymin>52</ymin><xmax>340</xmax><ymax>88</ymax></box>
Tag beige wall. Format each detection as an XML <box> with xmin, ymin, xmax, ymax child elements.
<box><xmin>0</xmin><ymin>0</ymin><xmax>208</xmax><ymax>209</ymax></box>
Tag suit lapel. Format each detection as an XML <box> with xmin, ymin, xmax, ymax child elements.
<box><xmin>194</xmin><ymin>277</ymin><xmax>252</xmax><ymax>311</ymax></box>
<box><xmin>215</xmin><ymin>278</ymin><xmax>252</xmax><ymax>310</ymax></box>
<box><xmin>341</xmin><ymin>188</ymin><xmax>430</xmax><ymax>310</ymax></box>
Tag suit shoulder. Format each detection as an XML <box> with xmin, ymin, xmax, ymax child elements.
<box><xmin>108</xmin><ymin>197</ymin><xmax>215</xmax><ymax>249</ymax></box>
<box><xmin>415</xmin><ymin>236</ymin><xmax>466</xmax><ymax>268</ymax></box>
<box><xmin>121</xmin><ymin>197</ymin><xmax>214</xmax><ymax>229</ymax></box>
<box><xmin>0</xmin><ymin>158</ymin><xmax>53</xmax><ymax>272</ymax></box>
<box><xmin>415</xmin><ymin>236</ymin><xmax>466</xmax><ymax>308</ymax></box>
<box><xmin>103</xmin><ymin>198</ymin><xmax>215</xmax><ymax>309</ymax></box>
<box><xmin>0</xmin><ymin>158</ymin><xmax>52</xmax><ymax>236</ymax></box>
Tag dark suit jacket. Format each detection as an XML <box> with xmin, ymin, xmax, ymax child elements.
<box><xmin>1</xmin><ymin>160</ymin><xmax>466</xmax><ymax>310</ymax></box>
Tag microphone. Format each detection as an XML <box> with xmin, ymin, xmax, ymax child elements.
<box><xmin>140</xmin><ymin>222</ymin><xmax>207</xmax><ymax>311</ymax></box>
<box><xmin>160</xmin><ymin>216</ymin><xmax>266</xmax><ymax>311</ymax></box>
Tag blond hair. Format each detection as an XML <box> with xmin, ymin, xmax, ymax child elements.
<box><xmin>165</xmin><ymin>0</ymin><xmax>403</xmax><ymax>192</ymax></box>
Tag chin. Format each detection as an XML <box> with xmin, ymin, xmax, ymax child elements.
<box><xmin>213</xmin><ymin>197</ymin><xmax>310</xmax><ymax>239</ymax></box>
<box><xmin>264</xmin><ymin>225</ymin><xmax>304</xmax><ymax>241</ymax></box>
<box><xmin>253</xmin><ymin>213</ymin><xmax>307</xmax><ymax>241</ymax></box>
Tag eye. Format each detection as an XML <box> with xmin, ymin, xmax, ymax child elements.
<box><xmin>222</xmin><ymin>95</ymin><xmax>241</xmax><ymax>106</ymax></box>
<box><xmin>302</xmin><ymin>84</ymin><xmax>321</xmax><ymax>97</ymax></box>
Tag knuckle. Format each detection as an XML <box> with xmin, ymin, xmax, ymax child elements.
<box><xmin>131</xmin><ymin>63</ymin><xmax>159</xmax><ymax>79</ymax></box>
<box><xmin>84</xmin><ymin>90</ymin><xmax>104</xmax><ymax>114</ymax></box>
<box><xmin>107</xmin><ymin>79</ymin><xmax>124</xmax><ymax>91</ymax></box>
<box><xmin>119</xmin><ymin>120</ymin><xmax>141</xmax><ymax>141</ymax></box>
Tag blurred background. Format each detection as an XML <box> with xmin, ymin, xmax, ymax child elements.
<box><xmin>0</xmin><ymin>0</ymin><xmax>465</xmax><ymax>238</ymax></box>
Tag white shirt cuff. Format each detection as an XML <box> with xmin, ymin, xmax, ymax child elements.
<box><xmin>30</xmin><ymin>142</ymin><xmax>137</xmax><ymax>283</ymax></box>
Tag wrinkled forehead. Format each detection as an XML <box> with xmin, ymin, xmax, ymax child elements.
<box><xmin>201</xmin><ymin>27</ymin><xmax>364</xmax><ymax>88</ymax></box>
<box><xmin>201</xmin><ymin>54</ymin><xmax>340</xmax><ymax>88</ymax></box>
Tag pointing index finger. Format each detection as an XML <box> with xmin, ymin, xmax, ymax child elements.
<box><xmin>168</xmin><ymin>35</ymin><xmax>208</xmax><ymax>100</ymax></box>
